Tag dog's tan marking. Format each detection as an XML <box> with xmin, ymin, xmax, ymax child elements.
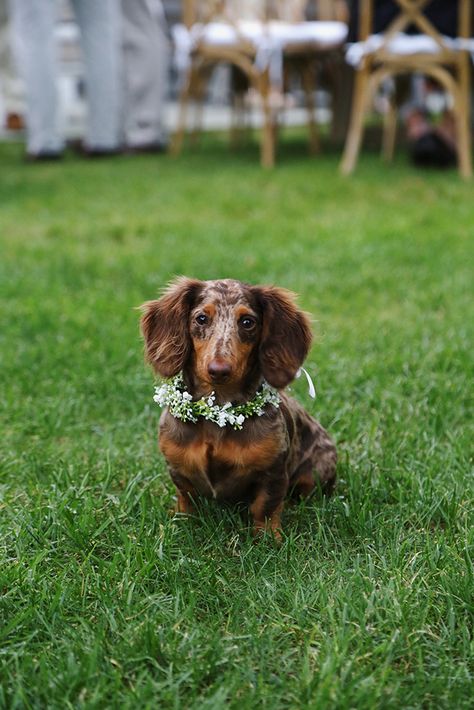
<box><xmin>160</xmin><ymin>436</ymin><xmax>217</xmax><ymax>497</ymax></box>
<box><xmin>216</xmin><ymin>437</ymin><xmax>282</xmax><ymax>472</ymax></box>
<box><xmin>250</xmin><ymin>492</ymin><xmax>283</xmax><ymax>539</ymax></box>
<box><xmin>176</xmin><ymin>488</ymin><xmax>197</xmax><ymax>514</ymax></box>
<box><xmin>198</xmin><ymin>303</ymin><xmax>216</xmax><ymax>319</ymax></box>
<box><xmin>161</xmin><ymin>437</ymin><xmax>206</xmax><ymax>473</ymax></box>
<box><xmin>235</xmin><ymin>304</ymin><xmax>257</xmax><ymax>319</ymax></box>
<box><xmin>161</xmin><ymin>433</ymin><xmax>281</xmax><ymax>476</ymax></box>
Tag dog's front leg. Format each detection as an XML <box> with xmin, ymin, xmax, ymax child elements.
<box><xmin>250</xmin><ymin>473</ymin><xmax>288</xmax><ymax>541</ymax></box>
<box><xmin>170</xmin><ymin>469</ymin><xmax>198</xmax><ymax>514</ymax></box>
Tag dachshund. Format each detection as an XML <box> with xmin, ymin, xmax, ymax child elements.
<box><xmin>140</xmin><ymin>277</ymin><xmax>336</xmax><ymax>539</ymax></box>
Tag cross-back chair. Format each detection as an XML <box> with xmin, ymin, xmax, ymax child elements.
<box><xmin>171</xmin><ymin>0</ymin><xmax>348</xmax><ymax>166</ymax></box>
<box><xmin>340</xmin><ymin>0</ymin><xmax>472</xmax><ymax>178</ymax></box>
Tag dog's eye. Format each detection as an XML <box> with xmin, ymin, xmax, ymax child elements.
<box><xmin>239</xmin><ymin>316</ymin><xmax>256</xmax><ymax>330</ymax></box>
<box><xmin>195</xmin><ymin>314</ymin><xmax>209</xmax><ymax>325</ymax></box>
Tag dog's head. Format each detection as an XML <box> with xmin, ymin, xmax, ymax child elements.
<box><xmin>140</xmin><ymin>277</ymin><xmax>312</xmax><ymax>392</ymax></box>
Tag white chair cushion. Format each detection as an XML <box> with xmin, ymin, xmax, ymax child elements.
<box><xmin>346</xmin><ymin>32</ymin><xmax>469</xmax><ymax>67</ymax></box>
<box><xmin>263</xmin><ymin>21</ymin><xmax>348</xmax><ymax>48</ymax></box>
<box><xmin>190</xmin><ymin>20</ymin><xmax>347</xmax><ymax>49</ymax></box>
<box><xmin>172</xmin><ymin>21</ymin><xmax>348</xmax><ymax>84</ymax></box>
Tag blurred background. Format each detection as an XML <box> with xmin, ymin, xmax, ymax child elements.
<box><xmin>1</xmin><ymin>0</ymin><xmax>471</xmax><ymax>170</ymax></box>
<box><xmin>0</xmin><ymin>0</ymin><xmax>341</xmax><ymax>143</ymax></box>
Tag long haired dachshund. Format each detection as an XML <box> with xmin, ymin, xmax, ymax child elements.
<box><xmin>140</xmin><ymin>277</ymin><xmax>336</xmax><ymax>539</ymax></box>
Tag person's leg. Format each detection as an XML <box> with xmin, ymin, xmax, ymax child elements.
<box><xmin>402</xmin><ymin>76</ymin><xmax>456</xmax><ymax>169</ymax></box>
<box><xmin>0</xmin><ymin>0</ymin><xmax>24</xmax><ymax>127</ymax></box>
<box><xmin>72</xmin><ymin>0</ymin><xmax>121</xmax><ymax>151</ymax></box>
<box><xmin>9</xmin><ymin>0</ymin><xmax>62</xmax><ymax>154</ymax></box>
<box><xmin>121</xmin><ymin>0</ymin><xmax>168</xmax><ymax>149</ymax></box>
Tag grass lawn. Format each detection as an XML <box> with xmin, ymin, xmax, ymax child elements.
<box><xmin>1</xmin><ymin>135</ymin><xmax>473</xmax><ymax>709</ymax></box>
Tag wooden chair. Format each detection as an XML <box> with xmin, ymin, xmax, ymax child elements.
<box><xmin>170</xmin><ymin>1</ymin><xmax>348</xmax><ymax>167</ymax></box>
<box><xmin>340</xmin><ymin>0</ymin><xmax>472</xmax><ymax>178</ymax></box>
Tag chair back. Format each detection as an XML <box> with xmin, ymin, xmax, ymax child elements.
<box><xmin>182</xmin><ymin>1</ymin><xmax>271</xmax><ymax>26</ymax></box>
<box><xmin>182</xmin><ymin>1</ymin><xmax>349</xmax><ymax>26</ymax></box>
<box><xmin>316</xmin><ymin>0</ymin><xmax>349</xmax><ymax>22</ymax></box>
<box><xmin>357</xmin><ymin>0</ymin><xmax>471</xmax><ymax>44</ymax></box>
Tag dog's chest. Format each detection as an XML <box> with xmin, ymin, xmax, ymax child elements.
<box><xmin>160</xmin><ymin>429</ymin><xmax>282</xmax><ymax>500</ymax></box>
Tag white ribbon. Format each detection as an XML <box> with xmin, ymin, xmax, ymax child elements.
<box><xmin>296</xmin><ymin>366</ymin><xmax>316</xmax><ymax>399</ymax></box>
<box><xmin>254</xmin><ymin>34</ymin><xmax>284</xmax><ymax>86</ymax></box>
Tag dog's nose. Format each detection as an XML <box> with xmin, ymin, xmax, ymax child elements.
<box><xmin>208</xmin><ymin>359</ymin><xmax>232</xmax><ymax>382</ymax></box>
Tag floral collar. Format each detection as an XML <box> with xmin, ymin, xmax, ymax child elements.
<box><xmin>153</xmin><ymin>372</ymin><xmax>281</xmax><ymax>430</ymax></box>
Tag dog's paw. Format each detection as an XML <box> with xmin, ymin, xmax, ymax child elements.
<box><xmin>252</xmin><ymin>524</ymin><xmax>283</xmax><ymax>545</ymax></box>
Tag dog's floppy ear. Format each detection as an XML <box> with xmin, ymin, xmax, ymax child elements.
<box><xmin>140</xmin><ymin>277</ymin><xmax>203</xmax><ymax>377</ymax></box>
<box><xmin>254</xmin><ymin>286</ymin><xmax>312</xmax><ymax>389</ymax></box>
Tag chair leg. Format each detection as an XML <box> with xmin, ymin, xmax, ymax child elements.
<box><xmin>259</xmin><ymin>71</ymin><xmax>275</xmax><ymax>168</ymax></box>
<box><xmin>169</xmin><ymin>90</ymin><xmax>189</xmax><ymax>156</ymax></box>
<box><xmin>190</xmin><ymin>71</ymin><xmax>209</xmax><ymax>147</ymax></box>
<box><xmin>301</xmin><ymin>61</ymin><xmax>320</xmax><ymax>155</ymax></box>
<box><xmin>331</xmin><ymin>61</ymin><xmax>353</xmax><ymax>145</ymax></box>
<box><xmin>454</xmin><ymin>60</ymin><xmax>472</xmax><ymax>179</ymax></box>
<box><xmin>189</xmin><ymin>114</ymin><xmax>202</xmax><ymax>147</ymax></box>
<box><xmin>381</xmin><ymin>97</ymin><xmax>397</xmax><ymax>163</ymax></box>
<box><xmin>340</xmin><ymin>68</ymin><xmax>371</xmax><ymax>175</ymax></box>
<box><xmin>170</xmin><ymin>67</ymin><xmax>200</xmax><ymax>156</ymax></box>
<box><xmin>230</xmin><ymin>91</ymin><xmax>247</xmax><ymax>149</ymax></box>
<box><xmin>261</xmin><ymin>106</ymin><xmax>275</xmax><ymax>168</ymax></box>
<box><xmin>454</xmin><ymin>104</ymin><xmax>472</xmax><ymax>179</ymax></box>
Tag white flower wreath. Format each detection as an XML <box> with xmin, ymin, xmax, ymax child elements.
<box><xmin>153</xmin><ymin>372</ymin><xmax>281</xmax><ymax>430</ymax></box>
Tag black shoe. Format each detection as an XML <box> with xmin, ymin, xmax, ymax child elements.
<box><xmin>81</xmin><ymin>146</ymin><xmax>121</xmax><ymax>158</ymax></box>
<box><xmin>410</xmin><ymin>131</ymin><xmax>456</xmax><ymax>169</ymax></box>
<box><xmin>124</xmin><ymin>141</ymin><xmax>167</xmax><ymax>155</ymax></box>
<box><xmin>68</xmin><ymin>140</ymin><xmax>121</xmax><ymax>158</ymax></box>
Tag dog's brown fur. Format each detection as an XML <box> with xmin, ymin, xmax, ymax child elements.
<box><xmin>140</xmin><ymin>277</ymin><xmax>336</xmax><ymax>539</ymax></box>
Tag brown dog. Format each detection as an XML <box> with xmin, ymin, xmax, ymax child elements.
<box><xmin>140</xmin><ymin>277</ymin><xmax>336</xmax><ymax>538</ymax></box>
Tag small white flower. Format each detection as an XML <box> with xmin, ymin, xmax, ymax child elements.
<box><xmin>236</xmin><ymin>414</ymin><xmax>245</xmax><ymax>426</ymax></box>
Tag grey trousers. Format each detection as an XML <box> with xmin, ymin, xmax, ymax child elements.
<box><xmin>10</xmin><ymin>0</ymin><xmax>121</xmax><ymax>153</ymax></box>
<box><xmin>121</xmin><ymin>0</ymin><xmax>168</xmax><ymax>147</ymax></box>
<box><xmin>0</xmin><ymin>0</ymin><xmax>24</xmax><ymax>116</ymax></box>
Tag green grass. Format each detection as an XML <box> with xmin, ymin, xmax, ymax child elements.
<box><xmin>1</xmin><ymin>135</ymin><xmax>473</xmax><ymax>709</ymax></box>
